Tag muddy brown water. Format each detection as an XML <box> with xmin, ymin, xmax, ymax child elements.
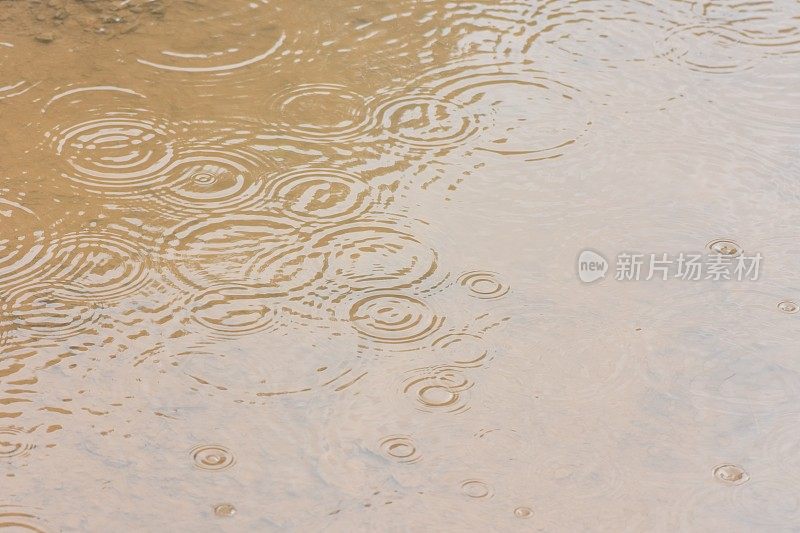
<box><xmin>2</xmin><ymin>0</ymin><xmax>800</xmax><ymax>530</ymax></box>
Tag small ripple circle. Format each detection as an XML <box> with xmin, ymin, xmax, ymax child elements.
<box><xmin>349</xmin><ymin>293</ymin><xmax>443</xmax><ymax>345</ymax></box>
<box><xmin>189</xmin><ymin>444</ymin><xmax>235</xmax><ymax>471</ymax></box>
<box><xmin>378</xmin><ymin>435</ymin><xmax>421</xmax><ymax>464</ymax></box>
<box><xmin>457</xmin><ymin>271</ymin><xmax>509</xmax><ymax>300</ymax></box>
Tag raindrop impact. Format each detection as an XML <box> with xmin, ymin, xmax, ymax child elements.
<box><xmin>713</xmin><ymin>464</ymin><xmax>749</xmax><ymax>485</ymax></box>
<box><xmin>707</xmin><ymin>238</ymin><xmax>742</xmax><ymax>257</ymax></box>
<box><xmin>189</xmin><ymin>444</ymin><xmax>236</xmax><ymax>471</ymax></box>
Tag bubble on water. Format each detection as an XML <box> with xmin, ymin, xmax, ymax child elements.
<box><xmin>214</xmin><ymin>503</ymin><xmax>237</xmax><ymax>517</ymax></box>
<box><xmin>266</xmin><ymin>168</ymin><xmax>374</xmax><ymax>223</ymax></box>
<box><xmin>190</xmin><ymin>444</ymin><xmax>235</xmax><ymax>471</ymax></box>
<box><xmin>349</xmin><ymin>293</ymin><xmax>443</xmax><ymax>345</ymax></box>
<box><xmin>378</xmin><ymin>435</ymin><xmax>421</xmax><ymax>464</ymax></box>
<box><xmin>514</xmin><ymin>506</ymin><xmax>534</xmax><ymax>519</ymax></box>
<box><xmin>777</xmin><ymin>301</ymin><xmax>799</xmax><ymax>314</ymax></box>
<box><xmin>713</xmin><ymin>464</ymin><xmax>749</xmax><ymax>485</ymax></box>
<box><xmin>457</xmin><ymin>271</ymin><xmax>509</xmax><ymax>300</ymax></box>
<box><xmin>460</xmin><ymin>479</ymin><xmax>493</xmax><ymax>499</ymax></box>
<box><xmin>707</xmin><ymin>238</ymin><xmax>741</xmax><ymax>257</ymax></box>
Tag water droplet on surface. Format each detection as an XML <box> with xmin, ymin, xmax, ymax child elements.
<box><xmin>190</xmin><ymin>444</ymin><xmax>235</xmax><ymax>471</ymax></box>
<box><xmin>777</xmin><ymin>301</ymin><xmax>799</xmax><ymax>314</ymax></box>
<box><xmin>713</xmin><ymin>464</ymin><xmax>749</xmax><ymax>485</ymax></box>
<box><xmin>214</xmin><ymin>503</ymin><xmax>236</xmax><ymax>517</ymax></box>
<box><xmin>707</xmin><ymin>238</ymin><xmax>741</xmax><ymax>257</ymax></box>
<box><xmin>514</xmin><ymin>506</ymin><xmax>534</xmax><ymax>519</ymax></box>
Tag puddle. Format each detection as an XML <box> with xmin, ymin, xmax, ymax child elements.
<box><xmin>2</xmin><ymin>0</ymin><xmax>800</xmax><ymax>530</ymax></box>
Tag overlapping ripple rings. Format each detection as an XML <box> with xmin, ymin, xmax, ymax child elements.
<box><xmin>46</xmin><ymin>110</ymin><xmax>177</xmax><ymax>192</ymax></box>
<box><xmin>402</xmin><ymin>366</ymin><xmax>473</xmax><ymax>414</ymax></box>
<box><xmin>657</xmin><ymin>24</ymin><xmax>765</xmax><ymax>73</ymax></box>
<box><xmin>187</xmin><ymin>284</ymin><xmax>283</xmax><ymax>338</ymax></box>
<box><xmin>0</xmin><ymin>426</ymin><xmax>35</xmax><ymax>459</ymax></box>
<box><xmin>158</xmin><ymin>213</ymin><xmax>299</xmax><ymax>290</ymax></box>
<box><xmin>310</xmin><ymin>217</ymin><xmax>447</xmax><ymax>294</ymax></box>
<box><xmin>267</xmin><ymin>84</ymin><xmax>376</xmax><ymax>142</ymax></box>
<box><xmin>348</xmin><ymin>293</ymin><xmax>443</xmax><ymax>345</ymax></box>
<box><xmin>265</xmin><ymin>168</ymin><xmax>374</xmax><ymax>223</ymax></box>
<box><xmin>0</xmin><ymin>198</ymin><xmax>51</xmax><ymax>290</ymax></box>
<box><xmin>3</xmin><ymin>0</ymin><xmax>800</xmax><ymax>529</ymax></box>
<box><xmin>46</xmin><ymin>232</ymin><xmax>152</xmax><ymax>303</ymax></box>
<box><xmin>150</xmin><ymin>145</ymin><xmax>272</xmax><ymax>216</ymax></box>
<box><xmin>529</xmin><ymin>0</ymin><xmax>673</xmax><ymax>64</ymax></box>
<box><xmin>374</xmin><ymin>93</ymin><xmax>481</xmax><ymax>149</ymax></box>
<box><xmin>0</xmin><ymin>282</ymin><xmax>99</xmax><ymax>340</ymax></box>
<box><xmin>690</xmin><ymin>1</ymin><xmax>800</xmax><ymax>54</ymax></box>
<box><xmin>383</xmin><ymin>61</ymin><xmax>592</xmax><ymax>159</ymax></box>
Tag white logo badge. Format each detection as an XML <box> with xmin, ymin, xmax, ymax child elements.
<box><xmin>577</xmin><ymin>249</ymin><xmax>608</xmax><ymax>283</ymax></box>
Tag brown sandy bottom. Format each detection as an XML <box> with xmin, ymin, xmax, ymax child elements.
<box><xmin>2</xmin><ymin>0</ymin><xmax>800</xmax><ymax>530</ymax></box>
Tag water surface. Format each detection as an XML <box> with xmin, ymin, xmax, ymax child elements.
<box><xmin>2</xmin><ymin>0</ymin><xmax>800</xmax><ymax>530</ymax></box>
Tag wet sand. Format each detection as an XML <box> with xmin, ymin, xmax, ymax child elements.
<box><xmin>2</xmin><ymin>0</ymin><xmax>800</xmax><ymax>530</ymax></box>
